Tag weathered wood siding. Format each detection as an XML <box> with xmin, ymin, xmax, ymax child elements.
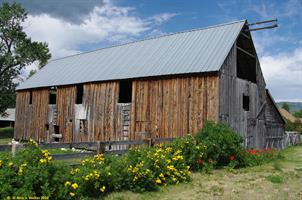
<box><xmin>130</xmin><ymin>76</ymin><xmax>219</xmax><ymax>140</ymax></box>
<box><xmin>30</xmin><ymin>89</ymin><xmax>49</xmax><ymax>141</ymax></box>
<box><xmin>14</xmin><ymin>91</ymin><xmax>30</xmax><ymax>140</ymax></box>
<box><xmin>82</xmin><ymin>82</ymin><xmax>119</xmax><ymax>142</ymax></box>
<box><xmin>219</xmin><ymin>44</ymin><xmax>284</xmax><ymax>148</ymax></box>
<box><xmin>14</xmin><ymin>89</ymin><xmax>49</xmax><ymax>141</ymax></box>
<box><xmin>56</xmin><ymin>86</ymin><xmax>76</xmax><ymax>142</ymax></box>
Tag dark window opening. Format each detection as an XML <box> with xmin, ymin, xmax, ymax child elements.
<box><xmin>29</xmin><ymin>90</ymin><xmax>33</xmax><ymax>104</ymax></box>
<box><xmin>236</xmin><ymin>30</ymin><xmax>257</xmax><ymax>83</ymax></box>
<box><xmin>118</xmin><ymin>80</ymin><xmax>132</xmax><ymax>103</ymax></box>
<box><xmin>237</xmin><ymin>49</ymin><xmax>256</xmax><ymax>83</ymax></box>
<box><xmin>54</xmin><ymin>125</ymin><xmax>60</xmax><ymax>142</ymax></box>
<box><xmin>76</xmin><ymin>84</ymin><xmax>84</xmax><ymax>104</ymax></box>
<box><xmin>54</xmin><ymin>125</ymin><xmax>59</xmax><ymax>134</ymax></box>
<box><xmin>243</xmin><ymin>95</ymin><xmax>250</xmax><ymax>111</ymax></box>
<box><xmin>49</xmin><ymin>87</ymin><xmax>57</xmax><ymax>104</ymax></box>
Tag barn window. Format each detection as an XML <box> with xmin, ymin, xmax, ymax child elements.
<box><xmin>54</xmin><ymin>125</ymin><xmax>60</xmax><ymax>142</ymax></box>
<box><xmin>243</xmin><ymin>95</ymin><xmax>250</xmax><ymax>111</ymax></box>
<box><xmin>49</xmin><ymin>87</ymin><xmax>57</xmax><ymax>104</ymax></box>
<box><xmin>76</xmin><ymin>84</ymin><xmax>84</xmax><ymax>104</ymax></box>
<box><xmin>119</xmin><ymin>80</ymin><xmax>132</xmax><ymax>103</ymax></box>
<box><xmin>236</xmin><ymin>30</ymin><xmax>257</xmax><ymax>83</ymax></box>
<box><xmin>29</xmin><ymin>90</ymin><xmax>33</xmax><ymax>104</ymax></box>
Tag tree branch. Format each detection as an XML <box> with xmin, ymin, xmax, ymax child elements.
<box><xmin>0</xmin><ymin>61</ymin><xmax>20</xmax><ymax>77</ymax></box>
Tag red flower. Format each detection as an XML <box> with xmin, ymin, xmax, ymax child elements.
<box><xmin>197</xmin><ymin>159</ymin><xmax>203</xmax><ymax>166</ymax></box>
<box><xmin>229</xmin><ymin>155</ymin><xmax>235</xmax><ymax>161</ymax></box>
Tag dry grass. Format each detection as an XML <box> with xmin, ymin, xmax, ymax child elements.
<box><xmin>105</xmin><ymin>145</ymin><xmax>302</xmax><ymax>200</ymax></box>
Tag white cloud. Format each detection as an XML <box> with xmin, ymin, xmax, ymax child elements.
<box><xmin>23</xmin><ymin>0</ymin><xmax>176</xmax><ymax>60</ymax></box>
<box><xmin>20</xmin><ymin>0</ymin><xmax>176</xmax><ymax>79</ymax></box>
<box><xmin>147</xmin><ymin>13</ymin><xmax>178</xmax><ymax>25</ymax></box>
<box><xmin>248</xmin><ymin>0</ymin><xmax>302</xmax><ymax>19</ymax></box>
<box><xmin>260</xmin><ymin>48</ymin><xmax>302</xmax><ymax>101</ymax></box>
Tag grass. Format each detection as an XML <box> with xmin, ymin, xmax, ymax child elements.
<box><xmin>0</xmin><ymin>127</ymin><xmax>13</xmax><ymax>145</ymax></box>
<box><xmin>105</xmin><ymin>145</ymin><xmax>302</xmax><ymax>200</ymax></box>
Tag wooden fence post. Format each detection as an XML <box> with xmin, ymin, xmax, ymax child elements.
<box><xmin>11</xmin><ymin>141</ymin><xmax>23</xmax><ymax>157</ymax></box>
<box><xmin>96</xmin><ymin>141</ymin><xmax>105</xmax><ymax>154</ymax></box>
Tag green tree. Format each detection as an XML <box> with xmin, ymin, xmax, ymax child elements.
<box><xmin>27</xmin><ymin>69</ymin><xmax>37</xmax><ymax>79</ymax></box>
<box><xmin>282</xmin><ymin>102</ymin><xmax>290</xmax><ymax>112</ymax></box>
<box><xmin>293</xmin><ymin>109</ymin><xmax>302</xmax><ymax>118</ymax></box>
<box><xmin>0</xmin><ymin>3</ymin><xmax>51</xmax><ymax>113</ymax></box>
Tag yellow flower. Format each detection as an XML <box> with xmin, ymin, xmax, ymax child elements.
<box><xmin>47</xmin><ymin>156</ymin><xmax>52</xmax><ymax>161</ymax></box>
<box><xmin>0</xmin><ymin>160</ymin><xmax>2</xmax><ymax>167</ymax></box>
<box><xmin>69</xmin><ymin>192</ymin><xmax>75</xmax><ymax>197</ymax></box>
<box><xmin>39</xmin><ymin>159</ymin><xmax>46</xmax><ymax>164</ymax></box>
<box><xmin>8</xmin><ymin>162</ymin><xmax>13</xmax><ymax>167</ymax></box>
<box><xmin>159</xmin><ymin>173</ymin><xmax>164</xmax><ymax>178</ymax></box>
<box><xmin>165</xmin><ymin>147</ymin><xmax>172</xmax><ymax>152</ymax></box>
<box><xmin>64</xmin><ymin>181</ymin><xmax>71</xmax><ymax>187</ymax></box>
<box><xmin>71</xmin><ymin>183</ymin><xmax>78</xmax><ymax>189</ymax></box>
<box><xmin>29</xmin><ymin>139</ymin><xmax>38</xmax><ymax>147</ymax></box>
<box><xmin>155</xmin><ymin>178</ymin><xmax>162</xmax><ymax>184</ymax></box>
<box><xmin>100</xmin><ymin>186</ymin><xmax>106</xmax><ymax>192</ymax></box>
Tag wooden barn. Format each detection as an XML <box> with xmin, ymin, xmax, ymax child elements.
<box><xmin>14</xmin><ymin>20</ymin><xmax>285</xmax><ymax>148</ymax></box>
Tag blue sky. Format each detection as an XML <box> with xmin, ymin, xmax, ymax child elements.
<box><xmin>2</xmin><ymin>0</ymin><xmax>302</xmax><ymax>101</ymax></box>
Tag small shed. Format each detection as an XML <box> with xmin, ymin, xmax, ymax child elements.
<box><xmin>14</xmin><ymin>20</ymin><xmax>285</xmax><ymax>148</ymax></box>
<box><xmin>0</xmin><ymin>108</ymin><xmax>15</xmax><ymax>128</ymax></box>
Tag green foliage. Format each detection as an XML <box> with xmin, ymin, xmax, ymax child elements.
<box><xmin>0</xmin><ymin>2</ymin><xmax>51</xmax><ymax>113</ymax></box>
<box><xmin>170</xmin><ymin>135</ymin><xmax>206</xmax><ymax>171</ymax></box>
<box><xmin>241</xmin><ymin>149</ymin><xmax>280</xmax><ymax>167</ymax></box>
<box><xmin>0</xmin><ymin>127</ymin><xmax>14</xmax><ymax>138</ymax></box>
<box><xmin>293</xmin><ymin>109</ymin><xmax>302</xmax><ymax>118</ymax></box>
<box><xmin>0</xmin><ymin>140</ymin><xmax>70</xmax><ymax>199</ymax></box>
<box><xmin>126</xmin><ymin>144</ymin><xmax>191</xmax><ymax>192</ymax></box>
<box><xmin>266</xmin><ymin>174</ymin><xmax>284</xmax><ymax>184</ymax></box>
<box><xmin>195</xmin><ymin>122</ymin><xmax>244</xmax><ymax>167</ymax></box>
<box><xmin>27</xmin><ymin>69</ymin><xmax>37</xmax><ymax>79</ymax></box>
<box><xmin>0</xmin><ymin>123</ymin><xmax>282</xmax><ymax>198</ymax></box>
<box><xmin>282</xmin><ymin>102</ymin><xmax>290</xmax><ymax>112</ymax></box>
<box><xmin>285</xmin><ymin>120</ymin><xmax>302</xmax><ymax>133</ymax></box>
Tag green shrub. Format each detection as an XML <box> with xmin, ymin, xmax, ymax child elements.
<box><xmin>0</xmin><ymin>127</ymin><xmax>14</xmax><ymax>138</ymax></box>
<box><xmin>195</xmin><ymin>122</ymin><xmax>244</xmax><ymax>167</ymax></box>
<box><xmin>169</xmin><ymin>135</ymin><xmax>206</xmax><ymax>171</ymax></box>
<box><xmin>241</xmin><ymin>148</ymin><xmax>280</xmax><ymax>167</ymax></box>
<box><xmin>266</xmin><ymin>174</ymin><xmax>284</xmax><ymax>184</ymax></box>
<box><xmin>0</xmin><ymin>139</ymin><xmax>70</xmax><ymax>199</ymax></box>
<box><xmin>65</xmin><ymin>154</ymin><xmax>129</xmax><ymax>198</ymax></box>
<box><xmin>126</xmin><ymin>144</ymin><xmax>191</xmax><ymax>192</ymax></box>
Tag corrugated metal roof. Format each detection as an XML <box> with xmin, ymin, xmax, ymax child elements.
<box><xmin>17</xmin><ymin>20</ymin><xmax>246</xmax><ymax>90</ymax></box>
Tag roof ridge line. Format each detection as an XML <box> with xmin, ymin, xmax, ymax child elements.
<box><xmin>50</xmin><ymin>19</ymin><xmax>247</xmax><ymax>63</ymax></box>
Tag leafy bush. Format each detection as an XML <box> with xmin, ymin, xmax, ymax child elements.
<box><xmin>0</xmin><ymin>123</ymin><xmax>282</xmax><ymax>198</ymax></box>
<box><xmin>0</xmin><ymin>139</ymin><xmax>70</xmax><ymax>199</ymax></box>
<box><xmin>64</xmin><ymin>154</ymin><xmax>129</xmax><ymax>198</ymax></box>
<box><xmin>0</xmin><ymin>127</ymin><xmax>14</xmax><ymax>139</ymax></box>
<box><xmin>240</xmin><ymin>148</ymin><xmax>280</xmax><ymax>167</ymax></box>
<box><xmin>126</xmin><ymin>144</ymin><xmax>191</xmax><ymax>192</ymax></box>
<box><xmin>195</xmin><ymin>122</ymin><xmax>244</xmax><ymax>167</ymax></box>
<box><xmin>169</xmin><ymin>135</ymin><xmax>206</xmax><ymax>171</ymax></box>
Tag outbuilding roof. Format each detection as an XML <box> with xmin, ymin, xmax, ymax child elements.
<box><xmin>17</xmin><ymin>20</ymin><xmax>246</xmax><ymax>90</ymax></box>
<box><xmin>0</xmin><ymin>109</ymin><xmax>15</xmax><ymax>122</ymax></box>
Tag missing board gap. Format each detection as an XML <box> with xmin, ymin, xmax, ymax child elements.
<box><xmin>49</xmin><ymin>87</ymin><xmax>57</xmax><ymax>104</ymax></box>
<box><xmin>76</xmin><ymin>84</ymin><xmax>84</xmax><ymax>104</ymax></box>
<box><xmin>243</xmin><ymin>95</ymin><xmax>250</xmax><ymax>111</ymax></box>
